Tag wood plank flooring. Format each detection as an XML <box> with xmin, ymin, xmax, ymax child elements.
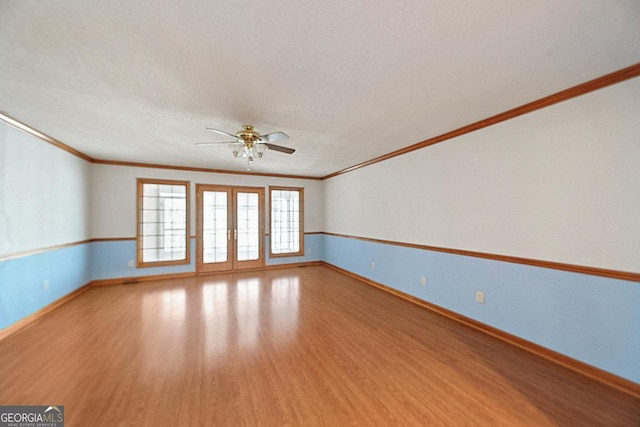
<box><xmin>0</xmin><ymin>266</ymin><xmax>638</xmax><ymax>426</ymax></box>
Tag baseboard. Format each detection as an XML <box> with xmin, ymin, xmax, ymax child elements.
<box><xmin>91</xmin><ymin>263</ymin><xmax>322</xmax><ymax>284</ymax></box>
<box><xmin>0</xmin><ymin>282</ymin><xmax>93</xmax><ymax>343</ymax></box>
<box><xmin>265</xmin><ymin>261</ymin><xmax>323</xmax><ymax>270</ymax></box>
<box><xmin>92</xmin><ymin>262</ymin><xmax>325</xmax><ymax>284</ymax></box>
<box><xmin>91</xmin><ymin>272</ymin><xmax>195</xmax><ymax>286</ymax></box>
<box><xmin>320</xmin><ymin>262</ymin><xmax>640</xmax><ymax>399</ymax></box>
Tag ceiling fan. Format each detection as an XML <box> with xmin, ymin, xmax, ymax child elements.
<box><xmin>196</xmin><ymin>125</ymin><xmax>294</xmax><ymax>169</ymax></box>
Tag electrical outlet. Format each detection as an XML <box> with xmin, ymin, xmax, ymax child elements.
<box><xmin>307</xmin><ymin>248</ymin><xmax>312</xmax><ymax>254</ymax></box>
<box><xmin>128</xmin><ymin>260</ymin><xmax>135</xmax><ymax>267</ymax></box>
<box><xmin>42</xmin><ymin>280</ymin><xmax>49</xmax><ymax>290</ymax></box>
<box><xmin>476</xmin><ymin>291</ymin><xmax>485</xmax><ymax>304</ymax></box>
<box><xmin>371</xmin><ymin>262</ymin><xmax>375</xmax><ymax>270</ymax></box>
<box><xmin>421</xmin><ymin>276</ymin><xmax>427</xmax><ymax>286</ymax></box>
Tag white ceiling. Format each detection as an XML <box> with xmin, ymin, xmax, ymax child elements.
<box><xmin>1</xmin><ymin>1</ymin><xmax>639</xmax><ymax>178</ymax></box>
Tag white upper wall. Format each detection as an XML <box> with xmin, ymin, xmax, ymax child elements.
<box><xmin>90</xmin><ymin>164</ymin><xmax>324</xmax><ymax>238</ymax></box>
<box><xmin>0</xmin><ymin>121</ymin><xmax>91</xmax><ymax>256</ymax></box>
<box><xmin>324</xmin><ymin>77</ymin><xmax>640</xmax><ymax>273</ymax></box>
<box><xmin>4</xmin><ymin>74</ymin><xmax>638</xmax><ymax>274</ymax></box>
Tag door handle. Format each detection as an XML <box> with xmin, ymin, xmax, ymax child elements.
<box><xmin>234</xmin><ymin>229</ymin><xmax>237</xmax><ymax>240</ymax></box>
<box><xmin>227</xmin><ymin>230</ymin><xmax>231</xmax><ymax>241</ymax></box>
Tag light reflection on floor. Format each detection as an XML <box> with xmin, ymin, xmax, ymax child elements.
<box><xmin>142</xmin><ymin>287</ymin><xmax>187</xmax><ymax>374</ymax></box>
<box><xmin>235</xmin><ymin>278</ymin><xmax>261</xmax><ymax>349</ymax></box>
<box><xmin>203</xmin><ymin>281</ymin><xmax>228</xmax><ymax>357</ymax></box>
<box><xmin>140</xmin><ymin>275</ymin><xmax>302</xmax><ymax>369</ymax></box>
<box><xmin>270</xmin><ymin>276</ymin><xmax>300</xmax><ymax>341</ymax></box>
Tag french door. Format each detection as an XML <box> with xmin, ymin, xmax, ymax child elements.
<box><xmin>196</xmin><ymin>185</ymin><xmax>264</xmax><ymax>273</ymax></box>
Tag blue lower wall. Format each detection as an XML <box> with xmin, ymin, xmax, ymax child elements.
<box><xmin>2</xmin><ymin>233</ymin><xmax>638</xmax><ymax>385</ymax></box>
<box><xmin>0</xmin><ymin>244</ymin><xmax>91</xmax><ymax>329</ymax></box>
<box><xmin>90</xmin><ymin>239</ymin><xmax>197</xmax><ymax>280</ymax></box>
<box><xmin>91</xmin><ymin>234</ymin><xmax>324</xmax><ymax>280</ymax></box>
<box><xmin>266</xmin><ymin>233</ymin><xmax>324</xmax><ymax>265</ymax></box>
<box><xmin>323</xmin><ymin>233</ymin><xmax>640</xmax><ymax>384</ymax></box>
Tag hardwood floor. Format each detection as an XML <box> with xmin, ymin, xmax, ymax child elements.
<box><xmin>0</xmin><ymin>266</ymin><xmax>638</xmax><ymax>426</ymax></box>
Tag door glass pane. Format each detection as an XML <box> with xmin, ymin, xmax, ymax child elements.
<box><xmin>236</xmin><ymin>192</ymin><xmax>259</xmax><ymax>261</ymax></box>
<box><xmin>203</xmin><ymin>191</ymin><xmax>228</xmax><ymax>263</ymax></box>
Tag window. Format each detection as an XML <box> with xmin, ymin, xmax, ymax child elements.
<box><xmin>270</xmin><ymin>187</ymin><xmax>303</xmax><ymax>257</ymax></box>
<box><xmin>137</xmin><ymin>179</ymin><xmax>190</xmax><ymax>267</ymax></box>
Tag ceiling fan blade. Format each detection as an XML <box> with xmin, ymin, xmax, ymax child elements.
<box><xmin>195</xmin><ymin>140</ymin><xmax>237</xmax><ymax>146</ymax></box>
<box><xmin>205</xmin><ymin>127</ymin><xmax>238</xmax><ymax>139</ymax></box>
<box><xmin>260</xmin><ymin>131</ymin><xmax>289</xmax><ymax>143</ymax></box>
<box><xmin>265</xmin><ymin>143</ymin><xmax>295</xmax><ymax>154</ymax></box>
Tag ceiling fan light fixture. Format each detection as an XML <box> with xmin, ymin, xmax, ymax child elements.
<box><xmin>230</xmin><ymin>143</ymin><xmax>242</xmax><ymax>158</ymax></box>
<box><xmin>254</xmin><ymin>143</ymin><xmax>266</xmax><ymax>159</ymax></box>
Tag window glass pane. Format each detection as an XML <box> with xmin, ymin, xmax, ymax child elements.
<box><xmin>270</xmin><ymin>188</ymin><xmax>302</xmax><ymax>255</ymax></box>
<box><xmin>143</xmin><ymin>184</ymin><xmax>159</xmax><ymax>196</ymax></box>
<box><xmin>139</xmin><ymin>181</ymin><xmax>188</xmax><ymax>264</ymax></box>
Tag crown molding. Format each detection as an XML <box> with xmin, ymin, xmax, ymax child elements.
<box><xmin>4</xmin><ymin>63</ymin><xmax>639</xmax><ymax>181</ymax></box>
<box><xmin>0</xmin><ymin>112</ymin><xmax>95</xmax><ymax>162</ymax></box>
<box><xmin>92</xmin><ymin>158</ymin><xmax>322</xmax><ymax>180</ymax></box>
<box><xmin>322</xmin><ymin>62</ymin><xmax>640</xmax><ymax>179</ymax></box>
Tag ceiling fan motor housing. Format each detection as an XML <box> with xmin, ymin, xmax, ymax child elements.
<box><xmin>237</xmin><ymin>125</ymin><xmax>261</xmax><ymax>145</ymax></box>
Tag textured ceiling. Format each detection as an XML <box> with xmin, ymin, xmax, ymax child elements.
<box><xmin>1</xmin><ymin>1</ymin><xmax>639</xmax><ymax>177</ymax></box>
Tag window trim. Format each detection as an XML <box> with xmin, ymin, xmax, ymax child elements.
<box><xmin>269</xmin><ymin>186</ymin><xmax>304</xmax><ymax>258</ymax></box>
<box><xmin>136</xmin><ymin>178</ymin><xmax>191</xmax><ymax>268</ymax></box>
